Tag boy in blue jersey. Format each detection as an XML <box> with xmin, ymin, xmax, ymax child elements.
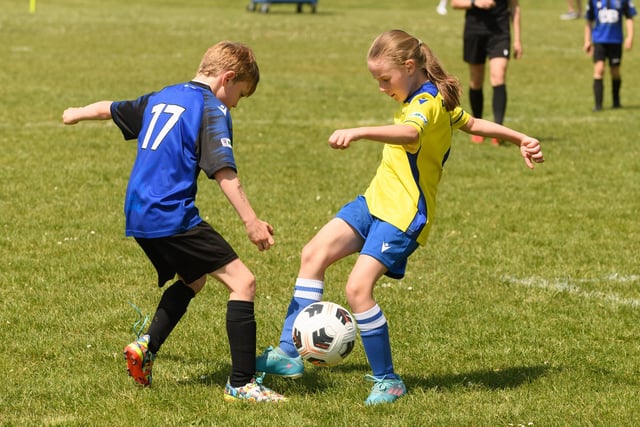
<box><xmin>584</xmin><ymin>0</ymin><xmax>637</xmax><ymax>110</ymax></box>
<box><xmin>256</xmin><ymin>30</ymin><xmax>544</xmax><ymax>405</ymax></box>
<box><xmin>62</xmin><ymin>41</ymin><xmax>285</xmax><ymax>402</ymax></box>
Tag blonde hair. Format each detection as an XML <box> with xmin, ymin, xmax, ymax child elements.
<box><xmin>197</xmin><ymin>41</ymin><xmax>260</xmax><ymax>96</ymax></box>
<box><xmin>368</xmin><ymin>30</ymin><xmax>461</xmax><ymax>111</ymax></box>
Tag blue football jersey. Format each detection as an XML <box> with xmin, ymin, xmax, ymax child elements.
<box><xmin>110</xmin><ymin>81</ymin><xmax>236</xmax><ymax>238</ymax></box>
<box><xmin>586</xmin><ymin>0</ymin><xmax>638</xmax><ymax>44</ymax></box>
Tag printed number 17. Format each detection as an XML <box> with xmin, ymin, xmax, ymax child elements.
<box><xmin>141</xmin><ymin>103</ymin><xmax>185</xmax><ymax>150</ymax></box>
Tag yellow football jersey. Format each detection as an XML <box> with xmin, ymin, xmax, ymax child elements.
<box><xmin>363</xmin><ymin>82</ymin><xmax>470</xmax><ymax>246</ymax></box>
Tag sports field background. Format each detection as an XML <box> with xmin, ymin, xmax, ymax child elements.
<box><xmin>1</xmin><ymin>0</ymin><xmax>639</xmax><ymax>425</ymax></box>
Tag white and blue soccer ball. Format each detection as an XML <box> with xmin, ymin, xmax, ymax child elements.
<box><xmin>292</xmin><ymin>301</ymin><xmax>356</xmax><ymax>367</ymax></box>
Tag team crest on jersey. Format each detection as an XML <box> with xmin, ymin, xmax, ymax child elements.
<box><xmin>220</xmin><ymin>138</ymin><xmax>232</xmax><ymax>148</ymax></box>
<box><xmin>218</xmin><ymin>105</ymin><xmax>228</xmax><ymax>115</ymax></box>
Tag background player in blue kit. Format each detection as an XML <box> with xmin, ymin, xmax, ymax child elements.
<box><xmin>62</xmin><ymin>41</ymin><xmax>286</xmax><ymax>403</ymax></box>
<box><xmin>255</xmin><ymin>29</ymin><xmax>544</xmax><ymax>406</ymax></box>
<box><xmin>451</xmin><ymin>0</ymin><xmax>522</xmax><ymax>145</ymax></box>
<box><xmin>584</xmin><ymin>0</ymin><xmax>636</xmax><ymax>111</ymax></box>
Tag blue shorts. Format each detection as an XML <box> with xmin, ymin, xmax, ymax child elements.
<box><xmin>335</xmin><ymin>195</ymin><xmax>419</xmax><ymax>279</ymax></box>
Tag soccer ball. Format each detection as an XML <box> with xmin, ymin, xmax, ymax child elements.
<box><xmin>292</xmin><ymin>301</ymin><xmax>357</xmax><ymax>367</ymax></box>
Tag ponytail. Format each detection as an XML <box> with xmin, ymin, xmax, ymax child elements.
<box><xmin>368</xmin><ymin>30</ymin><xmax>462</xmax><ymax>111</ymax></box>
<box><xmin>419</xmin><ymin>42</ymin><xmax>461</xmax><ymax>111</ymax></box>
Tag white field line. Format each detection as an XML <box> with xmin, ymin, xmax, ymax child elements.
<box><xmin>503</xmin><ymin>274</ymin><xmax>640</xmax><ymax>308</ymax></box>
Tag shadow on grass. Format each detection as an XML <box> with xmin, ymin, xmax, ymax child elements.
<box><xmin>173</xmin><ymin>359</ymin><xmax>557</xmax><ymax>395</ymax></box>
<box><xmin>404</xmin><ymin>364</ymin><xmax>558</xmax><ymax>392</ymax></box>
<box><xmin>174</xmin><ymin>360</ymin><xmax>372</xmax><ymax>393</ymax></box>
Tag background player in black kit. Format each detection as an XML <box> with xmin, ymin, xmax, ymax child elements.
<box><xmin>452</xmin><ymin>0</ymin><xmax>522</xmax><ymax>145</ymax></box>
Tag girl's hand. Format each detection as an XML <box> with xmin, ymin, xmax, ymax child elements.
<box><xmin>519</xmin><ymin>137</ymin><xmax>545</xmax><ymax>169</ymax></box>
<box><xmin>328</xmin><ymin>128</ymin><xmax>361</xmax><ymax>150</ymax></box>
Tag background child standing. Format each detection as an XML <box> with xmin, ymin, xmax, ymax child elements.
<box><xmin>451</xmin><ymin>0</ymin><xmax>522</xmax><ymax>145</ymax></box>
<box><xmin>584</xmin><ymin>0</ymin><xmax>636</xmax><ymax>111</ymax></box>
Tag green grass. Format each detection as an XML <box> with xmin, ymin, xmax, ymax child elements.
<box><xmin>1</xmin><ymin>0</ymin><xmax>639</xmax><ymax>425</ymax></box>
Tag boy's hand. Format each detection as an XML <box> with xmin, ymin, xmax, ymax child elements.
<box><xmin>519</xmin><ymin>137</ymin><xmax>544</xmax><ymax>169</ymax></box>
<box><xmin>62</xmin><ymin>108</ymin><xmax>81</xmax><ymax>125</ymax></box>
<box><xmin>584</xmin><ymin>41</ymin><xmax>593</xmax><ymax>54</ymax></box>
<box><xmin>245</xmin><ymin>218</ymin><xmax>275</xmax><ymax>251</ymax></box>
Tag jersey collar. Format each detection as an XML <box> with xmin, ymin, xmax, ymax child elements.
<box><xmin>405</xmin><ymin>81</ymin><xmax>438</xmax><ymax>103</ymax></box>
<box><xmin>190</xmin><ymin>80</ymin><xmax>213</xmax><ymax>93</ymax></box>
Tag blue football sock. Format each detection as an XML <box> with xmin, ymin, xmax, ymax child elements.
<box><xmin>278</xmin><ymin>278</ymin><xmax>323</xmax><ymax>357</ymax></box>
<box><xmin>355</xmin><ymin>304</ymin><xmax>397</xmax><ymax>379</ymax></box>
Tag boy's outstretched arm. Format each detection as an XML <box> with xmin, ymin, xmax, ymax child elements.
<box><xmin>461</xmin><ymin>116</ymin><xmax>545</xmax><ymax>169</ymax></box>
<box><xmin>62</xmin><ymin>101</ymin><xmax>113</xmax><ymax>125</ymax></box>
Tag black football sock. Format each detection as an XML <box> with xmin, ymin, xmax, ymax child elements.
<box><xmin>469</xmin><ymin>88</ymin><xmax>483</xmax><ymax>118</ymax></box>
<box><xmin>612</xmin><ymin>78</ymin><xmax>621</xmax><ymax>107</ymax></box>
<box><xmin>226</xmin><ymin>300</ymin><xmax>257</xmax><ymax>387</ymax></box>
<box><xmin>146</xmin><ymin>280</ymin><xmax>195</xmax><ymax>354</ymax></box>
<box><xmin>492</xmin><ymin>84</ymin><xmax>507</xmax><ymax>125</ymax></box>
<box><xmin>593</xmin><ymin>79</ymin><xmax>603</xmax><ymax>110</ymax></box>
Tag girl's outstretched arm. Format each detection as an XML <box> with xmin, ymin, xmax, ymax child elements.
<box><xmin>461</xmin><ymin>116</ymin><xmax>545</xmax><ymax>169</ymax></box>
<box><xmin>328</xmin><ymin>124</ymin><xmax>418</xmax><ymax>149</ymax></box>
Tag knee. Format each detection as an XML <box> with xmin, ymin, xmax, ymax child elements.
<box><xmin>186</xmin><ymin>276</ymin><xmax>207</xmax><ymax>294</ymax></box>
<box><xmin>236</xmin><ymin>272</ymin><xmax>257</xmax><ymax>301</ymax></box>
<box><xmin>345</xmin><ymin>284</ymin><xmax>358</xmax><ymax>307</ymax></box>
<box><xmin>345</xmin><ymin>281</ymin><xmax>367</xmax><ymax>309</ymax></box>
<box><xmin>300</xmin><ymin>241</ymin><xmax>325</xmax><ymax>270</ymax></box>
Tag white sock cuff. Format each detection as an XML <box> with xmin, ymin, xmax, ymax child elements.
<box><xmin>354</xmin><ymin>304</ymin><xmax>387</xmax><ymax>332</ymax></box>
<box><xmin>293</xmin><ymin>278</ymin><xmax>324</xmax><ymax>301</ymax></box>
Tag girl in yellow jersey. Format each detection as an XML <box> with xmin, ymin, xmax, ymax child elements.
<box><xmin>257</xmin><ymin>29</ymin><xmax>544</xmax><ymax>405</ymax></box>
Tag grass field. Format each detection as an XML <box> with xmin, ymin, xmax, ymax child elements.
<box><xmin>1</xmin><ymin>0</ymin><xmax>639</xmax><ymax>425</ymax></box>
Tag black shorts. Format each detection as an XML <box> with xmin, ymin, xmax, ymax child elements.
<box><xmin>463</xmin><ymin>33</ymin><xmax>511</xmax><ymax>64</ymax></box>
<box><xmin>593</xmin><ymin>43</ymin><xmax>622</xmax><ymax>66</ymax></box>
<box><xmin>135</xmin><ymin>221</ymin><xmax>238</xmax><ymax>287</ymax></box>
